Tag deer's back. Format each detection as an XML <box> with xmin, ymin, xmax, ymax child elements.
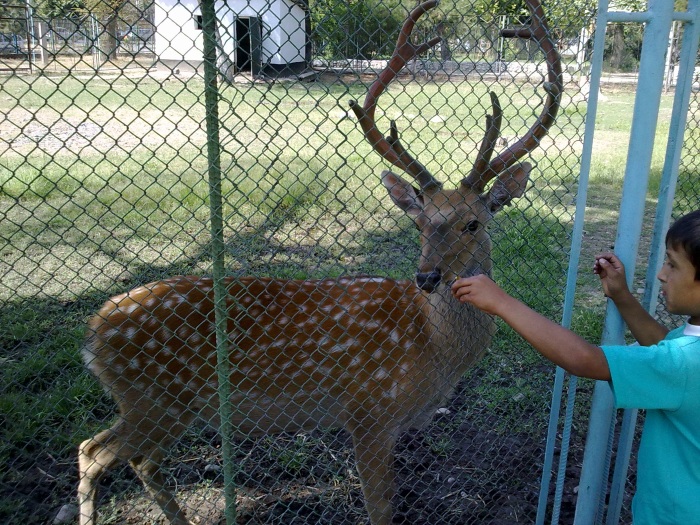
<box><xmin>84</xmin><ymin>276</ymin><xmax>439</xmax><ymax>434</ymax></box>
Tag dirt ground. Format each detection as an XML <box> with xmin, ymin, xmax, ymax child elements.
<box><xmin>19</xmin><ymin>366</ymin><xmax>601</xmax><ymax>525</ymax></box>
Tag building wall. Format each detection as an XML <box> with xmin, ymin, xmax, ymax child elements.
<box><xmin>262</xmin><ymin>0</ymin><xmax>306</xmax><ymax>66</ymax></box>
<box><xmin>154</xmin><ymin>0</ymin><xmax>203</xmax><ymax>63</ymax></box>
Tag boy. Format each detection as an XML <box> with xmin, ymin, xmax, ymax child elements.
<box><xmin>451</xmin><ymin>210</ymin><xmax>700</xmax><ymax>524</ymax></box>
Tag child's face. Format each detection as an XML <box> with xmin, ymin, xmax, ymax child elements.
<box><xmin>657</xmin><ymin>245</ymin><xmax>700</xmax><ymax>324</ymax></box>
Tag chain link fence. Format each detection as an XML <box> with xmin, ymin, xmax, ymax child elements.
<box><xmin>1</xmin><ymin>1</ymin><xmax>698</xmax><ymax>524</ymax></box>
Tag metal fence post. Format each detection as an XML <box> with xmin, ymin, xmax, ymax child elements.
<box><xmin>201</xmin><ymin>0</ymin><xmax>237</xmax><ymax>523</ymax></box>
<box><xmin>536</xmin><ymin>2</ymin><xmax>610</xmax><ymax>523</ymax></box>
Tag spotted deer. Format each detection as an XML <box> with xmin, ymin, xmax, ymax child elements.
<box><xmin>77</xmin><ymin>1</ymin><xmax>561</xmax><ymax>524</ymax></box>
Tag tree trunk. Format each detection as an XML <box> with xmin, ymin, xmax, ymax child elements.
<box><xmin>103</xmin><ymin>16</ymin><xmax>119</xmax><ymax>62</ymax></box>
<box><xmin>437</xmin><ymin>22</ymin><xmax>451</xmax><ymax>62</ymax></box>
<box><xmin>610</xmin><ymin>24</ymin><xmax>625</xmax><ymax>70</ymax></box>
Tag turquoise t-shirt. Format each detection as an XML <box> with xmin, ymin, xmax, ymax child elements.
<box><xmin>602</xmin><ymin>323</ymin><xmax>700</xmax><ymax>525</ymax></box>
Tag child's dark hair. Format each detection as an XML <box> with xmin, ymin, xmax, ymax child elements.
<box><xmin>666</xmin><ymin>210</ymin><xmax>700</xmax><ymax>280</ymax></box>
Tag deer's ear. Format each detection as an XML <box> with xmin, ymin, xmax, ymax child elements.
<box><xmin>381</xmin><ymin>170</ymin><xmax>423</xmax><ymax>216</ymax></box>
<box><xmin>485</xmin><ymin>162</ymin><xmax>531</xmax><ymax>213</ymax></box>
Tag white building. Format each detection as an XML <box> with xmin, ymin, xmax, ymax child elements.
<box><xmin>154</xmin><ymin>0</ymin><xmax>310</xmax><ymax>76</ymax></box>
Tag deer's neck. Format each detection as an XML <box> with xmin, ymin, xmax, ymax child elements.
<box><xmin>424</xmin><ymin>284</ymin><xmax>495</xmax><ymax>379</ymax></box>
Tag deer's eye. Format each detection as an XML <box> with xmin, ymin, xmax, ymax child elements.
<box><xmin>461</xmin><ymin>220</ymin><xmax>480</xmax><ymax>234</ymax></box>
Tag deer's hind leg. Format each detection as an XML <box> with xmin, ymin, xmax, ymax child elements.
<box><xmin>78</xmin><ymin>416</ymin><xmax>191</xmax><ymax>525</ymax></box>
<box><xmin>129</xmin><ymin>452</ymin><xmax>190</xmax><ymax>525</ymax></box>
<box><xmin>350</xmin><ymin>422</ymin><xmax>400</xmax><ymax>525</ymax></box>
<box><xmin>78</xmin><ymin>422</ymin><xmax>123</xmax><ymax>525</ymax></box>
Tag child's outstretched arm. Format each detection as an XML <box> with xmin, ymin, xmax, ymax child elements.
<box><xmin>452</xmin><ymin>275</ymin><xmax>611</xmax><ymax>380</ymax></box>
<box><xmin>594</xmin><ymin>253</ymin><xmax>668</xmax><ymax>345</ymax></box>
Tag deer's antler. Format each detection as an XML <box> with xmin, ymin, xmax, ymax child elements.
<box><xmin>351</xmin><ymin>0</ymin><xmax>562</xmax><ymax>195</ymax></box>
<box><xmin>349</xmin><ymin>0</ymin><xmax>442</xmax><ymax>192</ymax></box>
<box><xmin>463</xmin><ymin>0</ymin><xmax>563</xmax><ymax>191</ymax></box>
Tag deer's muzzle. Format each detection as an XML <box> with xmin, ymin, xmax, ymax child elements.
<box><xmin>416</xmin><ymin>269</ymin><xmax>442</xmax><ymax>292</ymax></box>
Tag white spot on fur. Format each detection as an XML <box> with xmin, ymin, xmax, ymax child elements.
<box><xmin>356</xmin><ymin>277</ymin><xmax>385</xmax><ymax>283</ymax></box>
<box><xmin>143</xmin><ymin>297</ymin><xmax>158</xmax><ymax>309</ymax></box>
<box><xmin>131</xmin><ymin>356</ymin><xmax>145</xmax><ymax>371</ymax></box>
<box><xmin>374</xmin><ymin>368</ymin><xmax>388</xmax><ymax>381</ymax></box>
<box><xmin>121</xmin><ymin>303</ymin><xmax>139</xmax><ymax>315</ymax></box>
<box><xmin>103</xmin><ymin>328</ymin><xmax>119</xmax><ymax>340</ymax></box>
<box><xmin>176</xmin><ymin>326</ymin><xmax>192</xmax><ymax>341</ymax></box>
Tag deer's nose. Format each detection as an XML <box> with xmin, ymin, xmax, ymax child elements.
<box><xmin>416</xmin><ymin>268</ymin><xmax>442</xmax><ymax>292</ymax></box>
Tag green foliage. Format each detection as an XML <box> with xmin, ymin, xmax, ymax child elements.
<box><xmin>425</xmin><ymin>435</ymin><xmax>455</xmax><ymax>457</ymax></box>
<box><xmin>471</xmin><ymin>0</ymin><xmax>528</xmax><ymax>16</ymax></box>
<box><xmin>310</xmin><ymin>0</ymin><xmax>405</xmax><ymax>59</ymax></box>
<box><xmin>0</xmin><ymin>3</ymin><xmax>29</xmax><ymax>33</ymax></box>
<box><xmin>609</xmin><ymin>0</ymin><xmax>646</xmax><ymax>9</ymax></box>
<box><xmin>33</xmin><ymin>0</ymin><xmax>85</xmax><ymax>19</ymax></box>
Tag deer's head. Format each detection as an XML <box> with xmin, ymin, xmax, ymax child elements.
<box><xmin>350</xmin><ymin>0</ymin><xmax>562</xmax><ymax>292</ymax></box>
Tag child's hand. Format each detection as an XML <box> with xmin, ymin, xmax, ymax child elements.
<box><xmin>451</xmin><ymin>274</ymin><xmax>511</xmax><ymax>316</ymax></box>
<box><xmin>593</xmin><ymin>252</ymin><xmax>630</xmax><ymax>300</ymax></box>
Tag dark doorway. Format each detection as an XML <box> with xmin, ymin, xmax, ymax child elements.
<box><xmin>235</xmin><ymin>17</ymin><xmax>261</xmax><ymax>74</ymax></box>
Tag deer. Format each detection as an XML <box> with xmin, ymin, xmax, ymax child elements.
<box><xmin>77</xmin><ymin>1</ymin><xmax>561</xmax><ymax>524</ymax></box>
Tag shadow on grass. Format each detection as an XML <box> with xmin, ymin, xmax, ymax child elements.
<box><xmin>0</xmin><ymin>193</ymin><xmax>571</xmax><ymax>524</ymax></box>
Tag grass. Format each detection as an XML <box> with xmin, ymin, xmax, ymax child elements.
<box><xmin>0</xmin><ymin>68</ymin><xmax>695</xmax><ymax>524</ymax></box>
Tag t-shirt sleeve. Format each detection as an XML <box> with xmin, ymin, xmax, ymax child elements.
<box><xmin>601</xmin><ymin>329</ymin><xmax>689</xmax><ymax>410</ymax></box>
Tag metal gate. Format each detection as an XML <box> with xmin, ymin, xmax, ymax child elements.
<box><xmin>540</xmin><ymin>1</ymin><xmax>700</xmax><ymax>524</ymax></box>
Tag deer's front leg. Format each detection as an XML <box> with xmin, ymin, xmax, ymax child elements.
<box><xmin>351</xmin><ymin>424</ymin><xmax>399</xmax><ymax>525</ymax></box>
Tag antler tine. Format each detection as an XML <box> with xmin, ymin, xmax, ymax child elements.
<box><xmin>349</xmin><ymin>0</ymin><xmax>442</xmax><ymax>192</ymax></box>
<box><xmin>463</xmin><ymin>0</ymin><xmax>563</xmax><ymax>192</ymax></box>
<box><xmin>465</xmin><ymin>91</ymin><xmax>503</xmax><ymax>187</ymax></box>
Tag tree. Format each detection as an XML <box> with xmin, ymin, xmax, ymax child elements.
<box><xmin>0</xmin><ymin>2</ymin><xmax>30</xmax><ymax>35</ymax></box>
<box><xmin>310</xmin><ymin>0</ymin><xmax>404</xmax><ymax>59</ymax></box>
<box><xmin>82</xmin><ymin>0</ymin><xmax>127</xmax><ymax>61</ymax></box>
<box><xmin>34</xmin><ymin>0</ymin><xmax>85</xmax><ymax>19</ymax></box>
<box><xmin>605</xmin><ymin>1</ymin><xmax>656</xmax><ymax>72</ymax></box>
<box><xmin>33</xmin><ymin>0</ymin><xmax>150</xmax><ymax>61</ymax></box>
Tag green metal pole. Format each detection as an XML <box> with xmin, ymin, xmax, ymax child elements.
<box><xmin>200</xmin><ymin>0</ymin><xmax>237</xmax><ymax>523</ymax></box>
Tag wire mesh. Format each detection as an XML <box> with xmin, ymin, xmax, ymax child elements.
<box><xmin>0</xmin><ymin>1</ymin><xmax>697</xmax><ymax>524</ymax></box>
